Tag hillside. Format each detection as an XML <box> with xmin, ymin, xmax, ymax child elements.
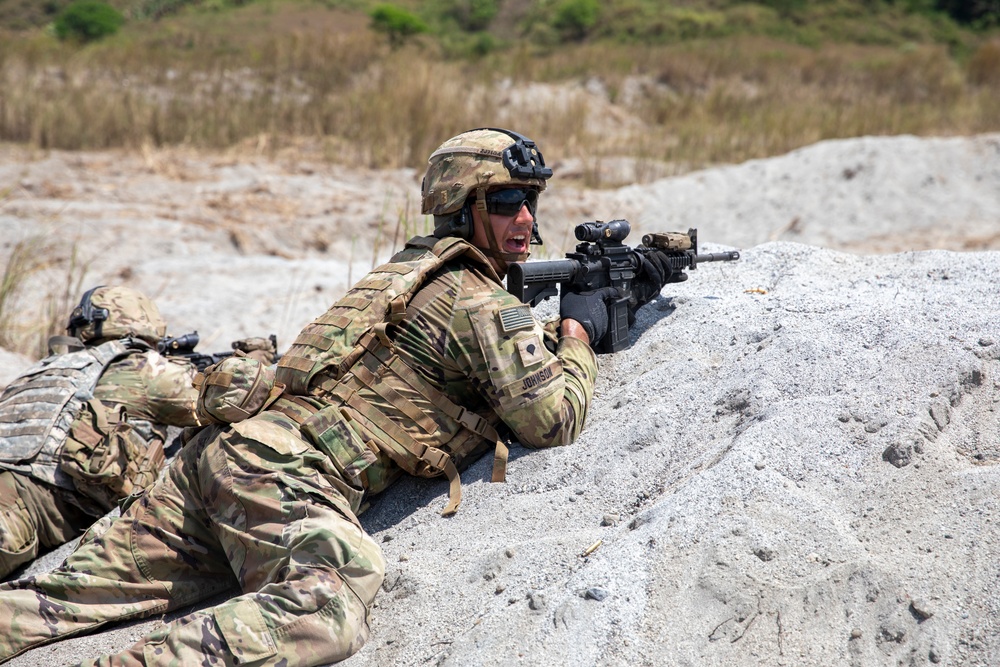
<box><xmin>2</xmin><ymin>0</ymin><xmax>999</xmax><ymax>174</ymax></box>
<box><xmin>3</xmin><ymin>132</ymin><xmax>999</xmax><ymax>666</ymax></box>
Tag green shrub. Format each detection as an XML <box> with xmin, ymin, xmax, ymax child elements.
<box><xmin>53</xmin><ymin>0</ymin><xmax>124</xmax><ymax>42</ymax></box>
<box><xmin>470</xmin><ymin>31</ymin><xmax>497</xmax><ymax>56</ymax></box>
<box><xmin>435</xmin><ymin>0</ymin><xmax>500</xmax><ymax>32</ymax></box>
<box><xmin>370</xmin><ymin>4</ymin><xmax>429</xmax><ymax>48</ymax></box>
<box><xmin>554</xmin><ymin>0</ymin><xmax>600</xmax><ymax>41</ymax></box>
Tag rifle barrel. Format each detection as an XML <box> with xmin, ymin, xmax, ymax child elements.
<box><xmin>695</xmin><ymin>251</ymin><xmax>741</xmax><ymax>264</ymax></box>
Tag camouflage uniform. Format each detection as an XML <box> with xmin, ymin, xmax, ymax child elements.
<box><xmin>0</xmin><ymin>287</ymin><xmax>200</xmax><ymax>579</ymax></box>
<box><xmin>0</xmin><ymin>130</ymin><xmax>598</xmax><ymax>667</ymax></box>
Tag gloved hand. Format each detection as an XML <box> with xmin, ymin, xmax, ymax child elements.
<box><xmin>560</xmin><ymin>287</ymin><xmax>621</xmax><ymax>344</ymax></box>
<box><xmin>630</xmin><ymin>250</ymin><xmax>688</xmax><ymax>320</ymax></box>
<box><xmin>231</xmin><ymin>336</ymin><xmax>277</xmax><ymax>365</ymax></box>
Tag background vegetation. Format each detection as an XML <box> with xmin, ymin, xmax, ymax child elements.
<box><xmin>0</xmin><ymin>0</ymin><xmax>998</xmax><ymax>175</ymax></box>
<box><xmin>0</xmin><ymin>0</ymin><xmax>998</xmax><ymax>358</ymax></box>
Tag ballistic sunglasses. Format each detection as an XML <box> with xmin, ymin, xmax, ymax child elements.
<box><xmin>484</xmin><ymin>188</ymin><xmax>539</xmax><ymax>218</ymax></box>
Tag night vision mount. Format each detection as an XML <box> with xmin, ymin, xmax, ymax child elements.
<box><xmin>67</xmin><ymin>285</ymin><xmax>109</xmax><ymax>338</ymax></box>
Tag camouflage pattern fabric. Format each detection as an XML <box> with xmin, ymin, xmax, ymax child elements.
<box><xmin>73</xmin><ymin>286</ymin><xmax>167</xmax><ymax>345</ymax></box>
<box><xmin>0</xmin><ymin>471</ymin><xmax>95</xmax><ymax>576</ymax></box>
<box><xmin>0</xmin><ymin>348</ymin><xmax>199</xmax><ymax>579</ymax></box>
<box><xmin>195</xmin><ymin>354</ymin><xmax>281</xmax><ymax>424</ymax></box>
<box><xmin>420</xmin><ymin>128</ymin><xmax>549</xmax><ymax>216</ymax></box>
<box><xmin>394</xmin><ymin>250</ymin><xmax>596</xmax><ymax>449</ymax></box>
<box><xmin>0</xmin><ymin>415</ymin><xmax>385</xmax><ymax>667</ymax></box>
<box><xmin>231</xmin><ymin>336</ymin><xmax>278</xmax><ymax>365</ymax></box>
<box><xmin>94</xmin><ymin>351</ymin><xmax>202</xmax><ymax>428</ymax></box>
<box><xmin>0</xmin><ymin>236</ymin><xmax>597</xmax><ymax>665</ymax></box>
<box><xmin>292</xmin><ymin>237</ymin><xmax>598</xmax><ymax>499</ymax></box>
<box><xmin>0</xmin><ymin>338</ymin><xmax>135</xmax><ymax>478</ymax></box>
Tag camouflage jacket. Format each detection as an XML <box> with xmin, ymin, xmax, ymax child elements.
<box><xmin>273</xmin><ymin>236</ymin><xmax>598</xmax><ymax>513</ymax></box>
<box><xmin>95</xmin><ymin>351</ymin><xmax>201</xmax><ymax>429</ymax></box>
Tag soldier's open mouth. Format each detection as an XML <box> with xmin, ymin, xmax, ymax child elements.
<box><xmin>506</xmin><ymin>234</ymin><xmax>529</xmax><ymax>253</ymax></box>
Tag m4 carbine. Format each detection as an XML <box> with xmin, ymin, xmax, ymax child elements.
<box><xmin>507</xmin><ymin>220</ymin><xmax>740</xmax><ymax>353</ymax></box>
<box><xmin>158</xmin><ymin>331</ymin><xmax>278</xmax><ymax>371</ymax></box>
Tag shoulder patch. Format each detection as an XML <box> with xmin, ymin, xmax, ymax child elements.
<box><xmin>516</xmin><ymin>334</ymin><xmax>545</xmax><ymax>367</ymax></box>
<box><xmin>498</xmin><ymin>304</ymin><xmax>535</xmax><ymax>333</ymax></box>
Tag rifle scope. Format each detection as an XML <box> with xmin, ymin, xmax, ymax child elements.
<box><xmin>158</xmin><ymin>331</ymin><xmax>200</xmax><ymax>353</ymax></box>
<box><xmin>575</xmin><ymin>219</ymin><xmax>630</xmax><ymax>243</ymax></box>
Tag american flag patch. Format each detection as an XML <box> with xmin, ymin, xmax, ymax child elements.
<box><xmin>498</xmin><ymin>305</ymin><xmax>534</xmax><ymax>333</ymax></box>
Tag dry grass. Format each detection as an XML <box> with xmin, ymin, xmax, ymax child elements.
<box><xmin>0</xmin><ymin>234</ymin><xmax>45</xmax><ymax>352</ymax></box>
<box><xmin>0</xmin><ymin>184</ymin><xmax>96</xmax><ymax>358</ymax></box>
<box><xmin>1</xmin><ymin>11</ymin><xmax>999</xmax><ymax>177</ymax></box>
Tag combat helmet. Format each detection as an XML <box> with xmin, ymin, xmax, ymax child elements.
<box><xmin>67</xmin><ymin>285</ymin><xmax>167</xmax><ymax>346</ymax></box>
<box><xmin>421</xmin><ymin>128</ymin><xmax>553</xmax><ymax>267</ymax></box>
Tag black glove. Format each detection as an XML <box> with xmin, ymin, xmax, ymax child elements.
<box><xmin>560</xmin><ymin>287</ymin><xmax>621</xmax><ymax>343</ymax></box>
<box><xmin>630</xmin><ymin>251</ymin><xmax>688</xmax><ymax>320</ymax></box>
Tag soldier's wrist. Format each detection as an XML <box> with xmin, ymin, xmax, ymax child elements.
<box><xmin>559</xmin><ymin>319</ymin><xmax>590</xmax><ymax>346</ymax></box>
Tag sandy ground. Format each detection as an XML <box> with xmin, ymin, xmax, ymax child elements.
<box><xmin>1</xmin><ymin>133</ymin><xmax>999</xmax><ymax>666</ymax></box>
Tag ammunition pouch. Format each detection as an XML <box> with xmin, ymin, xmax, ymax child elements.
<box><xmin>59</xmin><ymin>399</ymin><xmax>165</xmax><ymax>513</ymax></box>
<box><xmin>195</xmin><ymin>353</ymin><xmax>284</xmax><ymax>425</ymax></box>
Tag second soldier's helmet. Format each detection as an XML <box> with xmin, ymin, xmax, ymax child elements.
<box><xmin>421</xmin><ymin>128</ymin><xmax>553</xmax><ymax>238</ymax></box>
<box><xmin>67</xmin><ymin>285</ymin><xmax>167</xmax><ymax>346</ymax></box>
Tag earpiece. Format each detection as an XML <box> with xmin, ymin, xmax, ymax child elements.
<box><xmin>432</xmin><ymin>202</ymin><xmax>475</xmax><ymax>240</ymax></box>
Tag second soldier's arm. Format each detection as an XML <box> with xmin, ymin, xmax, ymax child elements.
<box><xmin>94</xmin><ymin>351</ymin><xmax>201</xmax><ymax>427</ymax></box>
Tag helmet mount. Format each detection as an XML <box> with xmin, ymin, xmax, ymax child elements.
<box><xmin>67</xmin><ymin>285</ymin><xmax>110</xmax><ymax>340</ymax></box>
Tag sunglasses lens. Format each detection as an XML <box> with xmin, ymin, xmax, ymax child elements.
<box><xmin>485</xmin><ymin>189</ymin><xmax>538</xmax><ymax>217</ymax></box>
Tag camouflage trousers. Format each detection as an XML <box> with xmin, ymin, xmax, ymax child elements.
<box><xmin>0</xmin><ymin>414</ymin><xmax>386</xmax><ymax>667</ymax></box>
<box><xmin>0</xmin><ymin>471</ymin><xmax>96</xmax><ymax>579</ymax></box>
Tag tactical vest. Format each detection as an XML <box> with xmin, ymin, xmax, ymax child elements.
<box><xmin>0</xmin><ymin>338</ymin><xmax>151</xmax><ymax>488</ymax></box>
<box><xmin>276</xmin><ymin>236</ymin><xmax>508</xmax><ymax>515</ymax></box>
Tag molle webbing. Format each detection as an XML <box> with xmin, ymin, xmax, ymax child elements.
<box><xmin>330</xmin><ymin>330</ymin><xmax>505</xmax><ymax>516</ymax></box>
<box><xmin>274</xmin><ymin>236</ymin><xmax>507</xmax><ymax>515</ymax></box>
<box><xmin>0</xmin><ymin>339</ymin><xmax>137</xmax><ymax>471</ymax></box>
<box><xmin>275</xmin><ymin>236</ymin><xmax>473</xmax><ymax>396</ymax></box>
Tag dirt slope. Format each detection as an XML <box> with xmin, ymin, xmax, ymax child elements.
<box><xmin>2</xmin><ymin>133</ymin><xmax>999</xmax><ymax>666</ymax></box>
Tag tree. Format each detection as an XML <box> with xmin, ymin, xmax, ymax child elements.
<box><xmin>370</xmin><ymin>4</ymin><xmax>430</xmax><ymax>48</ymax></box>
<box><xmin>53</xmin><ymin>0</ymin><xmax>124</xmax><ymax>42</ymax></box>
<box><xmin>553</xmin><ymin>0</ymin><xmax>599</xmax><ymax>41</ymax></box>
<box><xmin>936</xmin><ymin>0</ymin><xmax>1000</xmax><ymax>26</ymax></box>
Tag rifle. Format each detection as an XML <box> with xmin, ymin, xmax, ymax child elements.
<box><xmin>157</xmin><ymin>331</ymin><xmax>279</xmax><ymax>372</ymax></box>
<box><xmin>507</xmin><ymin>221</ymin><xmax>740</xmax><ymax>353</ymax></box>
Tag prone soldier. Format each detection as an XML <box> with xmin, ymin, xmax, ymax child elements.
<box><xmin>0</xmin><ymin>285</ymin><xmax>201</xmax><ymax>579</ymax></box>
<box><xmin>0</xmin><ymin>129</ymin><xmax>682</xmax><ymax>666</ymax></box>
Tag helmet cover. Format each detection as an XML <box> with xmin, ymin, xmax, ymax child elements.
<box><xmin>195</xmin><ymin>355</ymin><xmax>278</xmax><ymax>425</ymax></box>
<box><xmin>68</xmin><ymin>285</ymin><xmax>167</xmax><ymax>345</ymax></box>
<box><xmin>421</xmin><ymin>128</ymin><xmax>553</xmax><ymax>217</ymax></box>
